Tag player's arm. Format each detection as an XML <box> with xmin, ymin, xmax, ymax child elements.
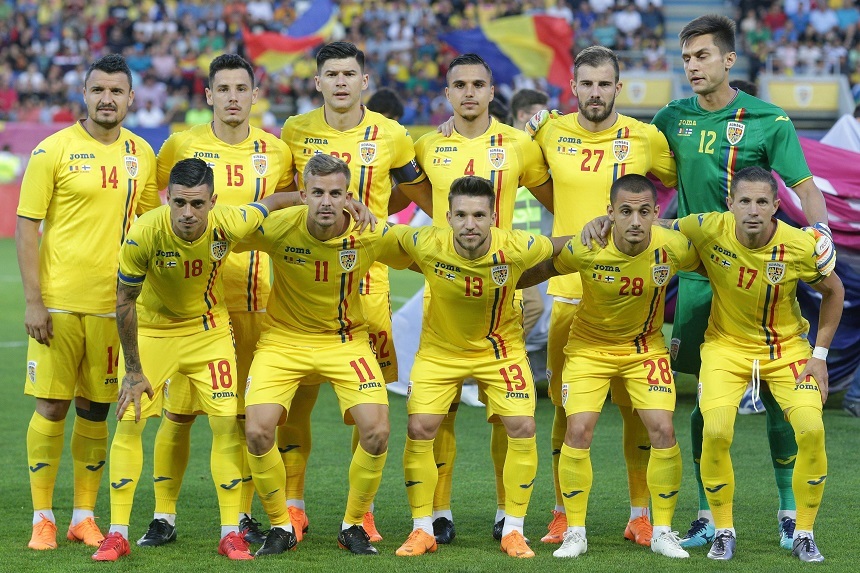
<box><xmin>791</xmin><ymin>178</ymin><xmax>835</xmax><ymax>275</ymax></box>
<box><xmin>517</xmin><ymin>235</ymin><xmax>573</xmax><ymax>288</ymax></box>
<box><xmin>795</xmin><ymin>271</ymin><xmax>844</xmax><ymax>404</ymax></box>
<box><xmin>115</xmin><ymin>278</ymin><xmax>154</xmax><ymax>422</ymax></box>
<box><xmin>526</xmin><ymin>178</ymin><xmax>554</xmax><ymax>213</ymax></box>
<box><xmin>16</xmin><ymin>216</ymin><xmax>52</xmax><ymax>346</ymax></box>
<box><xmin>390</xmin><ymin>177</ymin><xmax>432</xmax><ymax>215</ymax></box>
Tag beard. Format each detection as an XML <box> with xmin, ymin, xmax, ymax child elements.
<box><xmin>578</xmin><ymin>94</ymin><xmax>615</xmax><ymax>124</ymax></box>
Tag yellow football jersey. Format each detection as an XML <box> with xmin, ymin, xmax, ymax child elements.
<box><xmin>389</xmin><ymin>225</ymin><xmax>553</xmax><ymax>358</ymax></box>
<box><xmin>236</xmin><ymin>208</ymin><xmax>412</xmax><ymax>347</ymax></box>
<box><xmin>555</xmin><ymin>226</ymin><xmax>699</xmax><ymax>353</ymax></box>
<box><xmin>156</xmin><ymin>124</ymin><xmax>293</xmax><ymax>312</ymax></box>
<box><xmin>534</xmin><ymin>113</ymin><xmax>677</xmax><ymax>300</ymax></box>
<box><xmin>17</xmin><ymin>122</ymin><xmax>161</xmax><ymax>314</ymax></box>
<box><xmin>415</xmin><ymin>118</ymin><xmax>550</xmax><ymax>229</ymax></box>
<box><xmin>117</xmin><ymin>203</ymin><xmax>269</xmax><ymax>337</ymax></box>
<box><xmin>281</xmin><ymin>107</ymin><xmax>422</xmax><ymax>295</ymax></box>
<box><xmin>677</xmin><ymin>211</ymin><xmax>822</xmax><ymax>359</ymax></box>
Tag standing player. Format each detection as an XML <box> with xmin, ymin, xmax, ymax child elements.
<box><xmin>666</xmin><ymin>167</ymin><xmax>843</xmax><ymax>561</ymax></box>
<box><xmin>406</xmin><ymin>53</ymin><xmax>553</xmax><ymax>544</ymax></box>
<box><xmin>525</xmin><ymin>175</ymin><xmax>698</xmax><ymax>559</ymax></box>
<box><xmin>277</xmin><ymin>41</ymin><xmax>431</xmax><ymax>543</ymax></box>
<box><xmin>528</xmin><ymin>45</ymin><xmax>677</xmax><ymax>546</ymax></box>
<box><xmin>391</xmin><ymin>176</ymin><xmax>564</xmax><ymax>558</ymax></box>
<box><xmin>237</xmin><ymin>154</ymin><xmax>411</xmax><ymax>556</ymax></box>
<box><xmin>16</xmin><ymin>54</ymin><xmax>160</xmax><ymax>551</ymax></box>
<box><xmin>91</xmin><ymin>158</ymin><xmax>295</xmax><ymax>562</ymax></box>
<box><xmin>137</xmin><ymin>53</ymin><xmax>295</xmax><ymax>548</ymax></box>
<box><xmin>652</xmin><ymin>15</ymin><xmax>833</xmax><ymax>549</ymax></box>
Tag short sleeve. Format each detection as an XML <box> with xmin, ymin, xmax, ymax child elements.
<box><xmin>17</xmin><ymin>142</ymin><xmax>58</xmax><ymax>219</ymax></box>
<box><xmin>117</xmin><ymin>225</ymin><xmax>150</xmax><ymax>285</ymax></box>
<box><xmin>518</xmin><ymin>135</ymin><xmax>551</xmax><ymax>189</ymax></box>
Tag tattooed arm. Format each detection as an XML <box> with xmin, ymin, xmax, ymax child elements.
<box><xmin>115</xmin><ymin>280</ymin><xmax>154</xmax><ymax>422</ymax></box>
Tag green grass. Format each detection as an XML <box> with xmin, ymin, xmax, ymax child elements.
<box><xmin>0</xmin><ymin>237</ymin><xmax>857</xmax><ymax>571</ymax></box>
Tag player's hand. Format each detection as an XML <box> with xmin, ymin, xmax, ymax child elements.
<box><xmin>346</xmin><ymin>198</ymin><xmax>377</xmax><ymax>233</ymax></box>
<box><xmin>437</xmin><ymin>116</ymin><xmax>455</xmax><ymax>137</ymax></box>
<box><xmin>525</xmin><ymin>109</ymin><xmax>563</xmax><ymax>137</ymax></box>
<box><xmin>117</xmin><ymin>371</ymin><xmax>154</xmax><ymax>422</ymax></box>
<box><xmin>580</xmin><ymin>216</ymin><xmax>611</xmax><ymax>249</ymax></box>
<box><xmin>24</xmin><ymin>301</ymin><xmax>53</xmax><ymax>346</ymax></box>
<box><xmin>796</xmin><ymin>357</ymin><xmax>829</xmax><ymax>405</ymax></box>
<box><xmin>804</xmin><ymin>223</ymin><xmax>835</xmax><ymax>276</ymax></box>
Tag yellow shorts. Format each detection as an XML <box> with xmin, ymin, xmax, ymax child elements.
<box><xmin>165</xmin><ymin>310</ymin><xmax>264</xmax><ymax>416</ymax></box>
<box><xmin>24</xmin><ymin>312</ymin><xmax>120</xmax><ymax>403</ymax></box>
<box><xmin>245</xmin><ymin>336</ymin><xmax>388</xmax><ymax>425</ymax></box>
<box><xmin>561</xmin><ymin>346</ymin><xmax>677</xmax><ymax>415</ymax></box>
<box><xmin>699</xmin><ymin>342</ymin><xmax>821</xmax><ymax>414</ymax></box>
<box><xmin>408</xmin><ymin>352</ymin><xmax>536</xmax><ymax>421</ymax></box>
<box><xmin>118</xmin><ymin>327</ymin><xmax>239</xmax><ymax>421</ymax></box>
<box><xmin>363</xmin><ymin>291</ymin><xmax>397</xmax><ymax>383</ymax></box>
<box><xmin>546</xmin><ymin>300</ymin><xmax>579</xmax><ymax>405</ymax></box>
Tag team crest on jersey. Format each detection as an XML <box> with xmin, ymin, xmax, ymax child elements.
<box><xmin>488</xmin><ymin>147</ymin><xmax>506</xmax><ymax>169</ymax></box>
<box><xmin>252</xmin><ymin>153</ymin><xmax>268</xmax><ymax>176</ymax></box>
<box><xmin>491</xmin><ymin>264</ymin><xmax>509</xmax><ymax>286</ymax></box>
<box><xmin>766</xmin><ymin>262</ymin><xmax>786</xmax><ymax>284</ymax></box>
<box><xmin>670</xmin><ymin>338</ymin><xmax>680</xmax><ymax>361</ymax></box>
<box><xmin>613</xmin><ymin>139</ymin><xmax>630</xmax><ymax>162</ymax></box>
<box><xmin>339</xmin><ymin>249</ymin><xmax>358</xmax><ymax>271</ymax></box>
<box><xmin>727</xmin><ymin>122</ymin><xmax>745</xmax><ymax>145</ymax></box>
<box><xmin>561</xmin><ymin>383</ymin><xmax>569</xmax><ymax>406</ymax></box>
<box><xmin>27</xmin><ymin>360</ymin><xmax>36</xmax><ymax>383</ymax></box>
<box><xmin>211</xmin><ymin>240</ymin><xmax>228</xmax><ymax>261</ymax></box>
<box><xmin>124</xmin><ymin>155</ymin><xmax>138</xmax><ymax>177</ymax></box>
<box><xmin>359</xmin><ymin>142</ymin><xmax>377</xmax><ymax>164</ymax></box>
<box><xmin>652</xmin><ymin>264</ymin><xmax>670</xmax><ymax>286</ymax></box>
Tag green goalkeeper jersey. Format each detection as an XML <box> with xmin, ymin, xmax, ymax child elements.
<box><xmin>652</xmin><ymin>90</ymin><xmax>812</xmax><ymax>216</ymax></box>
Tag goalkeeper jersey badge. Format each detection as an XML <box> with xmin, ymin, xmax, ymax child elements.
<box><xmin>211</xmin><ymin>240</ymin><xmax>228</xmax><ymax>260</ymax></box>
<box><xmin>727</xmin><ymin>122</ymin><xmax>745</xmax><ymax>145</ymax></box>
<box><xmin>613</xmin><ymin>139</ymin><xmax>630</xmax><ymax>161</ymax></box>
<box><xmin>339</xmin><ymin>249</ymin><xmax>358</xmax><ymax>271</ymax></box>
<box><xmin>491</xmin><ymin>264</ymin><xmax>509</xmax><ymax>286</ymax></box>
<box><xmin>766</xmin><ymin>262</ymin><xmax>786</xmax><ymax>284</ymax></box>
<box><xmin>124</xmin><ymin>155</ymin><xmax>138</xmax><ymax>177</ymax></box>
<box><xmin>252</xmin><ymin>154</ymin><xmax>268</xmax><ymax>176</ymax></box>
<box><xmin>489</xmin><ymin>147</ymin><xmax>506</xmax><ymax>169</ymax></box>
<box><xmin>652</xmin><ymin>264</ymin><xmax>670</xmax><ymax>286</ymax></box>
<box><xmin>359</xmin><ymin>142</ymin><xmax>377</xmax><ymax>164</ymax></box>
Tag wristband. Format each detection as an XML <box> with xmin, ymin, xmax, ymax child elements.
<box><xmin>812</xmin><ymin>346</ymin><xmax>828</xmax><ymax>360</ymax></box>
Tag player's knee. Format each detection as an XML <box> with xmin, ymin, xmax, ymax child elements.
<box><xmin>504</xmin><ymin>417</ymin><xmax>535</xmax><ymax>439</ymax></box>
<box><xmin>36</xmin><ymin>398</ymin><xmax>72</xmax><ymax>421</ymax></box>
<box><xmin>702</xmin><ymin>407</ymin><xmax>735</xmax><ymax>445</ymax></box>
<box><xmin>75</xmin><ymin>401</ymin><xmax>111</xmax><ymax>422</ymax></box>
<box><xmin>789</xmin><ymin>406</ymin><xmax>825</xmax><ymax>450</ymax></box>
<box><xmin>358</xmin><ymin>423</ymin><xmax>389</xmax><ymax>455</ymax></box>
<box><xmin>565</xmin><ymin>424</ymin><xmax>592</xmax><ymax>449</ymax></box>
<box><xmin>406</xmin><ymin>416</ymin><xmax>439</xmax><ymax>440</ymax></box>
<box><xmin>165</xmin><ymin>410</ymin><xmax>197</xmax><ymax>424</ymax></box>
<box><xmin>647</xmin><ymin>420</ymin><xmax>676</xmax><ymax>449</ymax></box>
<box><xmin>244</xmin><ymin>422</ymin><xmax>275</xmax><ymax>455</ymax></box>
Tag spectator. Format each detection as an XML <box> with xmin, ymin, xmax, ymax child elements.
<box><xmin>809</xmin><ymin>2</ymin><xmax>840</xmax><ymax>37</ymax></box>
<box><xmin>135</xmin><ymin>99</ymin><xmax>166</xmax><ymax>128</ymax></box>
<box><xmin>614</xmin><ymin>2</ymin><xmax>643</xmax><ymax>40</ymax></box>
<box><xmin>184</xmin><ymin>94</ymin><xmax>213</xmax><ymax>125</ymax></box>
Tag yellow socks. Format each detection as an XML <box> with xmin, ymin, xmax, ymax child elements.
<box><xmin>701</xmin><ymin>405</ymin><xmax>736</xmax><ymax>530</ymax></box>
<box><xmin>152</xmin><ymin>417</ymin><xmax>192</xmax><ymax>515</ymax></box>
<box><xmin>28</xmin><ymin>412</ymin><xmax>65</xmax><ymax>512</ymax></box>
<box><xmin>491</xmin><ymin>422</ymin><xmax>507</xmax><ymax>510</ymax></box>
<box><xmin>648</xmin><ymin>443</ymin><xmax>682</xmax><ymax>527</ymax></box>
<box><xmin>558</xmin><ymin>444</ymin><xmax>591</xmax><ymax>527</ymax></box>
<box><xmin>344</xmin><ymin>444</ymin><xmax>387</xmax><ymax>524</ymax></box>
<box><xmin>433</xmin><ymin>411</ymin><xmax>457</xmax><ymax>512</ymax></box>
<box><xmin>404</xmin><ymin>437</ymin><xmax>436</xmax><ymax>518</ymax></box>
<box><xmin>618</xmin><ymin>405</ymin><xmax>651</xmax><ymax>509</ymax></box>
<box><xmin>788</xmin><ymin>406</ymin><xmax>827</xmax><ymax>531</ymax></box>
<box><xmin>109</xmin><ymin>419</ymin><xmax>147</xmax><ymax>526</ymax></box>
<box><xmin>502</xmin><ymin>436</ymin><xmax>537</xmax><ymax>518</ymax></box>
<box><xmin>248</xmin><ymin>444</ymin><xmax>289</xmax><ymax>527</ymax></box>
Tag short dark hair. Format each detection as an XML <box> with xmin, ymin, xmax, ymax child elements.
<box><xmin>448</xmin><ymin>176</ymin><xmax>495</xmax><ymax>210</ymax></box>
<box><xmin>610</xmin><ymin>174</ymin><xmax>657</xmax><ymax>205</ymax></box>
<box><xmin>488</xmin><ymin>100</ymin><xmax>511</xmax><ymax>126</ymax></box>
<box><xmin>574</xmin><ymin>46</ymin><xmax>619</xmax><ymax>83</ymax></box>
<box><xmin>510</xmin><ymin>89</ymin><xmax>548</xmax><ymax>118</ymax></box>
<box><xmin>366</xmin><ymin>88</ymin><xmax>404</xmax><ymax>120</ymax></box>
<box><xmin>303</xmin><ymin>153</ymin><xmax>351</xmax><ymax>187</ymax></box>
<box><xmin>316</xmin><ymin>41</ymin><xmax>365</xmax><ymax>72</ymax></box>
<box><xmin>679</xmin><ymin>14</ymin><xmax>736</xmax><ymax>54</ymax></box>
<box><xmin>447</xmin><ymin>53</ymin><xmax>493</xmax><ymax>85</ymax></box>
<box><xmin>169</xmin><ymin>158</ymin><xmax>215</xmax><ymax>196</ymax></box>
<box><xmin>209</xmin><ymin>54</ymin><xmax>255</xmax><ymax>88</ymax></box>
<box><xmin>85</xmin><ymin>54</ymin><xmax>133</xmax><ymax>89</ymax></box>
<box><xmin>730</xmin><ymin>166</ymin><xmax>777</xmax><ymax>198</ymax></box>
<box><xmin>729</xmin><ymin>79</ymin><xmax>757</xmax><ymax>97</ymax></box>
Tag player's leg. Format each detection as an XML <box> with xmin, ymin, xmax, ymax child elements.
<box><xmin>760</xmin><ymin>386</ymin><xmax>798</xmax><ymax>548</ymax></box>
<box><xmin>610</xmin><ymin>378</ymin><xmax>653</xmax><ymax>546</ymax></box>
<box><xmin>543</xmin><ymin>300</ymin><xmax>577</xmax><ymax>543</ymax></box>
<box><xmin>279</xmin><ymin>382</ymin><xmax>320</xmax><ymax>541</ymax></box>
<box><xmin>24</xmin><ymin>312</ymin><xmax>84</xmax><ymax>550</ymax></box>
<box><xmin>431</xmin><ymin>403</ymin><xmax>457</xmax><ymax>543</ymax></box>
<box><xmin>490</xmin><ymin>420</ymin><xmax>507</xmax><ymax>539</ymax></box>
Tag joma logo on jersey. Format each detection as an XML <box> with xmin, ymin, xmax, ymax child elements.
<box><xmin>652</xmin><ymin>264</ymin><xmax>670</xmax><ymax>286</ymax></box>
<box><xmin>727</xmin><ymin>121</ymin><xmax>745</xmax><ymax>145</ymax></box>
<box><xmin>679</xmin><ymin>119</ymin><xmax>697</xmax><ymax>126</ymax></box>
<box><xmin>712</xmin><ymin>245</ymin><xmax>737</xmax><ymax>258</ymax></box>
<box><xmin>359</xmin><ymin>142</ymin><xmax>377</xmax><ymax>164</ymax></box>
<box><xmin>69</xmin><ymin>153</ymin><xmax>95</xmax><ymax>160</ymax></box>
<box><xmin>252</xmin><ymin>153</ymin><xmax>267</xmax><ymax>176</ymax></box>
<box><xmin>613</xmin><ymin>139</ymin><xmax>630</xmax><ymax>162</ymax></box>
<box><xmin>594</xmin><ymin>264</ymin><xmax>621</xmax><ymax>272</ymax></box>
<box><xmin>304</xmin><ymin>137</ymin><xmax>328</xmax><ymax>145</ymax></box>
<box><xmin>488</xmin><ymin>147</ymin><xmax>506</xmax><ymax>169</ymax></box>
<box><xmin>339</xmin><ymin>249</ymin><xmax>357</xmax><ymax>271</ymax></box>
<box><xmin>284</xmin><ymin>246</ymin><xmax>310</xmax><ymax>254</ymax></box>
<box><xmin>766</xmin><ymin>262</ymin><xmax>786</xmax><ymax>284</ymax></box>
<box><xmin>491</xmin><ymin>264</ymin><xmax>509</xmax><ymax>286</ymax></box>
<box><xmin>557</xmin><ymin>137</ymin><xmax>582</xmax><ymax>144</ymax></box>
<box><xmin>435</xmin><ymin>261</ymin><xmax>461</xmax><ymax>272</ymax></box>
<box><xmin>435</xmin><ymin>146</ymin><xmax>458</xmax><ymax>153</ymax></box>
<box><xmin>156</xmin><ymin>249</ymin><xmax>180</xmax><ymax>257</ymax></box>
<box><xmin>193</xmin><ymin>151</ymin><xmax>219</xmax><ymax>159</ymax></box>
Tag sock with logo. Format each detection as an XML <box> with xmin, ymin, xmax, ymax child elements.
<box><xmin>503</xmin><ymin>436</ymin><xmax>537</xmax><ymax>518</ymax></box>
<box><xmin>558</xmin><ymin>444</ymin><xmax>591</xmax><ymax>527</ymax></box>
<box><xmin>788</xmin><ymin>406</ymin><xmax>827</xmax><ymax>531</ymax></box>
<box><xmin>248</xmin><ymin>445</ymin><xmax>290</xmax><ymax>528</ymax></box>
<box><xmin>648</xmin><ymin>443</ymin><xmax>682</xmax><ymax>527</ymax></box>
<box><xmin>761</xmin><ymin>389</ymin><xmax>797</xmax><ymax>512</ymax></box>
<box><xmin>618</xmin><ymin>405</ymin><xmax>651</xmax><ymax>510</ymax></box>
<box><xmin>71</xmin><ymin>416</ymin><xmax>108</xmax><ymax>513</ymax></box>
<box><xmin>152</xmin><ymin>416</ymin><xmax>192</xmax><ymax>515</ymax></box>
<box><xmin>551</xmin><ymin>406</ymin><xmax>567</xmax><ymax>510</ymax></box>
<box><xmin>701</xmin><ymin>405</ymin><xmax>736</xmax><ymax>530</ymax></box>
<box><xmin>28</xmin><ymin>412</ymin><xmax>65</xmax><ymax>512</ymax></box>
<box><xmin>344</xmin><ymin>444</ymin><xmax>387</xmax><ymax>524</ymax></box>
<box><xmin>209</xmin><ymin>416</ymin><xmax>242</xmax><ymax>526</ymax></box>
<box><xmin>279</xmin><ymin>384</ymin><xmax>319</xmax><ymax>501</ymax></box>
<box><xmin>404</xmin><ymin>437</ymin><xmax>436</xmax><ymax>519</ymax></box>
<box><xmin>491</xmin><ymin>422</ymin><xmax>507</xmax><ymax>510</ymax></box>
<box><xmin>433</xmin><ymin>409</ymin><xmax>457</xmax><ymax>512</ymax></box>
<box><xmin>236</xmin><ymin>418</ymin><xmax>254</xmax><ymax>516</ymax></box>
<box><xmin>690</xmin><ymin>400</ymin><xmax>711</xmax><ymax>512</ymax></box>
<box><xmin>110</xmin><ymin>419</ymin><xmax>148</xmax><ymax>526</ymax></box>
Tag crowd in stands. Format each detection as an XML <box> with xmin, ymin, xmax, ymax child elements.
<box><xmin>0</xmin><ymin>0</ymin><xmax>666</xmax><ymax>127</ymax></box>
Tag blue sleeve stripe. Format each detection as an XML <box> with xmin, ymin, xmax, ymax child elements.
<box><xmin>248</xmin><ymin>202</ymin><xmax>269</xmax><ymax>218</ymax></box>
<box><xmin>117</xmin><ymin>271</ymin><xmax>145</xmax><ymax>285</ymax></box>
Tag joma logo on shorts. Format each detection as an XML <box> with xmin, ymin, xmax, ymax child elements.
<box><xmin>505</xmin><ymin>391</ymin><xmax>529</xmax><ymax>399</ymax></box>
<box><xmin>712</xmin><ymin>244</ymin><xmax>737</xmax><ymax>258</ymax></box>
<box><xmin>795</xmin><ymin>383</ymin><xmax>819</xmax><ymax>391</ymax></box>
<box><xmin>212</xmin><ymin>391</ymin><xmax>236</xmax><ymax>399</ymax></box>
<box><xmin>358</xmin><ymin>382</ymin><xmax>383</xmax><ymax>391</ymax></box>
<box><xmin>193</xmin><ymin>151</ymin><xmax>220</xmax><ymax>159</ymax></box>
<box><xmin>104</xmin><ymin>378</ymin><xmax>117</xmax><ymax>385</ymax></box>
<box><xmin>593</xmin><ymin>264</ymin><xmax>621</xmax><ymax>272</ymax></box>
<box><xmin>648</xmin><ymin>386</ymin><xmax>673</xmax><ymax>393</ymax></box>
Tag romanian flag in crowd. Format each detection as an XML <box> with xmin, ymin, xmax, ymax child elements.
<box><xmin>440</xmin><ymin>15</ymin><xmax>573</xmax><ymax>89</ymax></box>
<box><xmin>243</xmin><ymin>0</ymin><xmax>336</xmax><ymax>71</ymax></box>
